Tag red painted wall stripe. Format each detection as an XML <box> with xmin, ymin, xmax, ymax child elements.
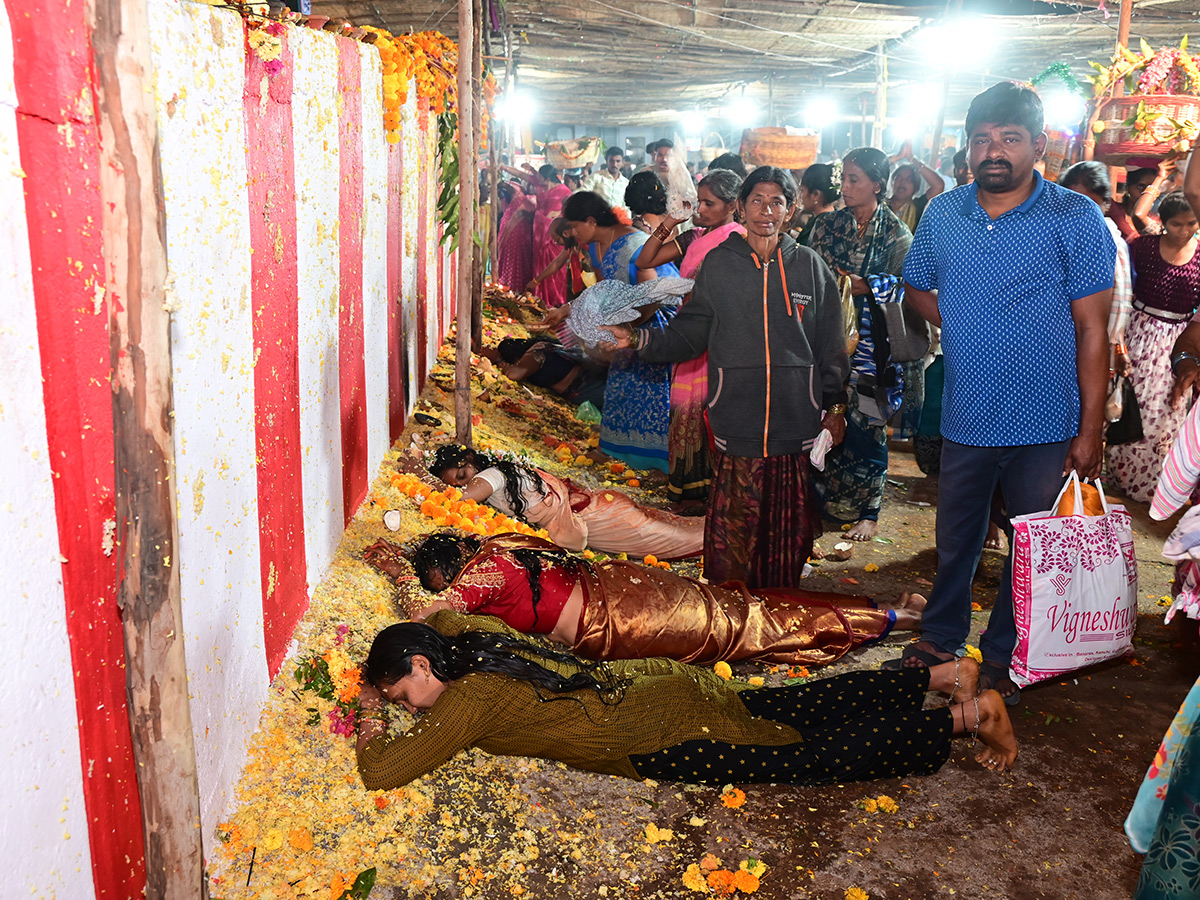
<box><xmin>7</xmin><ymin>0</ymin><xmax>147</xmax><ymax>893</ymax></box>
<box><xmin>386</xmin><ymin>140</ymin><xmax>406</xmax><ymax>440</ymax></box>
<box><xmin>416</xmin><ymin>102</ymin><xmax>430</xmax><ymax>390</ymax></box>
<box><xmin>337</xmin><ymin>41</ymin><xmax>368</xmax><ymax>525</ymax></box>
<box><xmin>244</xmin><ymin>24</ymin><xmax>309</xmax><ymax>678</ymax></box>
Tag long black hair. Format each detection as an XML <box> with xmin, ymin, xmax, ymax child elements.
<box><xmin>428</xmin><ymin>444</ymin><xmax>546</xmax><ymax>519</ymax></box>
<box><xmin>562</xmin><ymin>190</ymin><xmax>619</xmax><ymax>226</ymax></box>
<box><xmin>410</xmin><ymin>531</ymin><xmax>583</xmax><ymax>629</ymax></box>
<box><xmin>363</xmin><ymin>622</ymin><xmax>625</xmax><ymax>706</ymax></box>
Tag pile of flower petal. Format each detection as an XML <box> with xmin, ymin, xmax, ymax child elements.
<box><xmin>207</xmin><ymin>286</ymin><xmax>810</xmax><ymax>898</ymax></box>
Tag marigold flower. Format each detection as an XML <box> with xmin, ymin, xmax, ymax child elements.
<box><xmin>859</xmin><ymin>797</ymin><xmax>878</xmax><ymax>813</ymax></box>
<box><xmin>740</xmin><ymin>858</ymin><xmax>767</xmax><ymax>878</ymax></box>
<box><xmin>845</xmin><ymin>888</ymin><xmax>870</xmax><ymax>900</ymax></box>
<box><xmin>700</xmin><ymin>853</ymin><xmax>722</xmax><ymax>872</ymax></box>
<box><xmin>288</xmin><ymin>827</ymin><xmax>313</xmax><ymax>851</ymax></box>
<box><xmin>733</xmin><ymin>868</ymin><xmax>760</xmax><ymax>893</ymax></box>
<box><xmin>707</xmin><ymin>869</ymin><xmax>737</xmax><ymax>895</ymax></box>
<box><xmin>964</xmin><ymin>644</ymin><xmax>982</xmax><ymax>663</ymax></box>
<box><xmin>682</xmin><ymin>864</ymin><xmax>708</xmax><ymax>892</ymax></box>
<box><xmin>747</xmin><ymin>676</ymin><xmax>764</xmax><ymax>687</ymax></box>
<box><xmin>627</xmin><ymin>479</ymin><xmax>640</xmax><ymax>488</ymax></box>
<box><xmin>721</xmin><ymin>787</ymin><xmax>746</xmax><ymax>809</ymax></box>
<box><xmin>876</xmin><ymin>795</ymin><xmax>898</xmax><ymax>814</ymax></box>
<box><xmin>864</xmin><ymin>563</ymin><xmax>879</xmax><ymax>573</ymax></box>
<box><xmin>714</xmin><ymin>661</ymin><xmax>733</xmax><ymax>680</ymax></box>
<box><xmin>643</xmin><ymin>555</ymin><xmax>659</xmax><ymax>566</ymax></box>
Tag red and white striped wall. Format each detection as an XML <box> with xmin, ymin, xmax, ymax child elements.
<box><xmin>1</xmin><ymin>1</ymin><xmax>455</xmax><ymax>896</ymax></box>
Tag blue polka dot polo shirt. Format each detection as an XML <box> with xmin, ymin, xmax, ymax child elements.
<box><xmin>903</xmin><ymin>171</ymin><xmax>1115</xmax><ymax>447</ymax></box>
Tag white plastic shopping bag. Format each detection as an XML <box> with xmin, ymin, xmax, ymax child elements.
<box><xmin>1009</xmin><ymin>472</ymin><xmax>1138</xmax><ymax>688</ymax></box>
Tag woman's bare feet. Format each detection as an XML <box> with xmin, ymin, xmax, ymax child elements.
<box><xmin>927</xmin><ymin>656</ymin><xmax>978</xmax><ymax>704</ymax></box>
<box><xmin>971</xmin><ymin>690</ymin><xmax>1019</xmax><ymax>773</ymax></box>
<box><xmin>846</xmin><ymin>519</ymin><xmax>878</xmax><ymax>541</ymax></box>
<box><xmin>898</xmin><ymin>592</ymin><xmax>927</xmax><ymax>613</ymax></box>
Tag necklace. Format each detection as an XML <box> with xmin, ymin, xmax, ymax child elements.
<box><xmin>854</xmin><ymin>207</ymin><xmax>875</xmax><ymax>240</ymax></box>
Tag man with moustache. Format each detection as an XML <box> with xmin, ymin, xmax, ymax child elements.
<box><xmin>582</xmin><ymin>146</ymin><xmax>629</xmax><ymax>207</ymax></box>
<box><xmin>892</xmin><ymin>82</ymin><xmax>1114</xmax><ymax>704</ymax></box>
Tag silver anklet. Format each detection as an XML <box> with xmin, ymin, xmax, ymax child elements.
<box><xmin>970</xmin><ymin>695</ymin><xmax>980</xmax><ymax>744</ymax></box>
<box><xmin>952</xmin><ymin>658</ymin><xmax>962</xmax><ymax>699</ymax></box>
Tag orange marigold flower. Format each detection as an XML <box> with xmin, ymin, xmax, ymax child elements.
<box><xmin>374</xmin><ymin>795</ymin><xmax>390</xmax><ymax>810</ymax></box>
<box><xmin>721</xmin><ymin>787</ymin><xmax>746</xmax><ymax>809</ymax></box>
<box><xmin>699</xmin><ymin>853</ymin><xmax>722</xmax><ymax>872</ymax></box>
<box><xmin>733</xmin><ymin>868</ymin><xmax>760</xmax><ymax>893</ymax></box>
<box><xmin>707</xmin><ymin>869</ymin><xmax>737</xmax><ymax>895</ymax></box>
<box><xmin>876</xmin><ymin>795</ymin><xmax>898</xmax><ymax>814</ymax></box>
<box><xmin>288</xmin><ymin>827</ymin><xmax>313</xmax><ymax>851</ymax></box>
<box><xmin>714</xmin><ymin>661</ymin><xmax>733</xmax><ymax>680</ymax></box>
<box><xmin>682</xmin><ymin>863</ymin><xmax>708</xmax><ymax>892</ymax></box>
<box><xmin>627</xmin><ymin>478</ymin><xmax>640</xmax><ymax>488</ymax></box>
<box><xmin>845</xmin><ymin>888</ymin><xmax>870</xmax><ymax>900</ymax></box>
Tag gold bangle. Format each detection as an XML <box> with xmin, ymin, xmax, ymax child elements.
<box><xmin>827</xmin><ymin>403</ymin><xmax>847</xmax><ymax>416</ymax></box>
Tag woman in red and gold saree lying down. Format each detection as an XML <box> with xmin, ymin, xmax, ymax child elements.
<box><xmin>363</xmin><ymin>532</ymin><xmax>925</xmax><ymax>667</ymax></box>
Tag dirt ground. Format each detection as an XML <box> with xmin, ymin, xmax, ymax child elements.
<box><xmin>360</xmin><ymin>436</ymin><xmax>1199</xmax><ymax>900</ymax></box>
<box><xmin>350</xmin><ymin>298</ymin><xmax>1200</xmax><ymax>899</ymax></box>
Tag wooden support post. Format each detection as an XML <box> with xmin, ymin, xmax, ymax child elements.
<box><xmin>456</xmin><ymin>0</ymin><xmax>475</xmax><ymax>444</ymax></box>
<box><xmin>90</xmin><ymin>0</ymin><xmax>206</xmax><ymax>897</ymax></box>
<box><xmin>471</xmin><ymin>0</ymin><xmax>484</xmax><ymax>348</ymax></box>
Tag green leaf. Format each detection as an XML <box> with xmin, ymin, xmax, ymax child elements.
<box><xmin>1182</xmin><ymin>34</ymin><xmax>1189</xmax><ymax>52</ymax></box>
<box><xmin>336</xmin><ymin>867</ymin><xmax>378</xmax><ymax>900</ymax></box>
<box><xmin>1140</xmin><ymin>37</ymin><xmax>1154</xmax><ymax>59</ymax></box>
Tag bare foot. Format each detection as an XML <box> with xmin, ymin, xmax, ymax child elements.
<box><xmin>983</xmin><ymin>523</ymin><xmax>1004</xmax><ymax>551</ymax></box>
<box><xmin>809</xmin><ymin>543</ymin><xmax>827</xmax><ymax>560</ymax></box>
<box><xmin>927</xmin><ymin>656</ymin><xmax>978</xmax><ymax>703</ymax></box>
<box><xmin>846</xmin><ymin>519</ymin><xmax>878</xmax><ymax>541</ymax></box>
<box><xmin>899</xmin><ymin>592</ymin><xmax>927</xmax><ymax>613</ymax></box>
<box><xmin>971</xmin><ymin>690</ymin><xmax>1019</xmax><ymax>773</ymax></box>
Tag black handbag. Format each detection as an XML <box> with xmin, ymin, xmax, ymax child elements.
<box><xmin>1105</xmin><ymin>376</ymin><xmax>1144</xmax><ymax>446</ymax></box>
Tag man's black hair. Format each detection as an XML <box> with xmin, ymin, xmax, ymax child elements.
<box><xmin>604</xmin><ymin>146</ymin><xmax>623</xmax><ymax>159</ymax></box>
<box><xmin>1059</xmin><ymin>161</ymin><xmax>1111</xmax><ymax>199</ymax></box>
<box><xmin>965</xmin><ymin>82</ymin><xmax>1044</xmax><ymax>140</ymax></box>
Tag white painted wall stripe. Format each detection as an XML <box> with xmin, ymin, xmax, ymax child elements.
<box><xmin>293</xmin><ymin>26</ymin><xmax>345</xmax><ymax>591</ymax></box>
<box><xmin>360</xmin><ymin>43</ymin><xmax>390</xmax><ymax>473</ymax></box>
<box><xmin>0</xmin><ymin>7</ymin><xmax>95</xmax><ymax>895</ymax></box>
<box><xmin>148</xmin><ymin>1</ymin><xmax>267</xmax><ymax>839</ymax></box>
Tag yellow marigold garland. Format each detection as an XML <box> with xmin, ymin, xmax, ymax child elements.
<box><xmin>391</xmin><ymin>471</ymin><xmax>548</xmax><ymax>539</ymax></box>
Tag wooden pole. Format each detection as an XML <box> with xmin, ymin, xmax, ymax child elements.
<box><xmin>90</xmin><ymin>0</ymin><xmax>206</xmax><ymax>897</ymax></box>
<box><xmin>471</xmin><ymin>0</ymin><xmax>484</xmax><ymax>347</ymax></box>
<box><xmin>456</xmin><ymin>0</ymin><xmax>475</xmax><ymax>445</ymax></box>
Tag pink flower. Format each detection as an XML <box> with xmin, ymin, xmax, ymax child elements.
<box><xmin>334</xmin><ymin>624</ymin><xmax>350</xmax><ymax>646</ymax></box>
<box><xmin>328</xmin><ymin>706</ymin><xmax>357</xmax><ymax>737</ymax></box>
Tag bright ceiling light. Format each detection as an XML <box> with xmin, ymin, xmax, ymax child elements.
<box><xmin>493</xmin><ymin>91</ymin><xmax>537</xmax><ymax>125</ymax></box>
<box><xmin>723</xmin><ymin>103</ymin><xmax>759</xmax><ymax>130</ymax></box>
<box><xmin>805</xmin><ymin>97</ymin><xmax>838</xmax><ymax>129</ymax></box>
<box><xmin>1042</xmin><ymin>89</ymin><xmax>1087</xmax><ymax>131</ymax></box>
<box><xmin>918</xmin><ymin>17</ymin><xmax>992</xmax><ymax>70</ymax></box>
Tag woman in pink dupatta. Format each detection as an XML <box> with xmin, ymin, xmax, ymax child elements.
<box><xmin>635</xmin><ymin>169</ymin><xmax>746</xmax><ymax>501</ymax></box>
<box><xmin>495</xmin><ymin>181</ymin><xmax>536</xmax><ymax>292</ymax></box>
<box><xmin>503</xmin><ymin>163</ymin><xmax>573</xmax><ymax>308</ymax></box>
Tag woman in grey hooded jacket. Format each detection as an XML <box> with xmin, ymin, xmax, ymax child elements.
<box><xmin>608</xmin><ymin>166</ymin><xmax>850</xmax><ymax>589</ymax></box>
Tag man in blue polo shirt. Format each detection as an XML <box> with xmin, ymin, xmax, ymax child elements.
<box><xmin>894</xmin><ymin>82</ymin><xmax>1114</xmax><ymax>705</ymax></box>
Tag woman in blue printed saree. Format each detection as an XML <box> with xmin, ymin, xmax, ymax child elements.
<box><xmin>810</xmin><ymin>147</ymin><xmax>917</xmax><ymax>541</ymax></box>
<box><xmin>559</xmin><ymin>188</ymin><xmax>679</xmax><ymax>472</ymax></box>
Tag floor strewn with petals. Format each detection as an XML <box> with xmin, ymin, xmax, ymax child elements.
<box><xmin>208</xmin><ymin>289</ymin><xmax>1199</xmax><ymax>900</ymax></box>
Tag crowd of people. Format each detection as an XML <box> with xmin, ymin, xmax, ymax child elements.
<box><xmin>348</xmin><ymin>82</ymin><xmax>1199</xmax><ymax>890</ymax></box>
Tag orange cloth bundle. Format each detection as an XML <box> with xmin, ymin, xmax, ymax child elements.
<box><xmin>1056</xmin><ymin>481</ymin><xmax>1106</xmax><ymax>517</ymax></box>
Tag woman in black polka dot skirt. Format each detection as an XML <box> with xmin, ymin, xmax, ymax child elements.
<box><xmin>353</xmin><ymin>610</ymin><xmax>1019</xmax><ymax>791</ymax></box>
